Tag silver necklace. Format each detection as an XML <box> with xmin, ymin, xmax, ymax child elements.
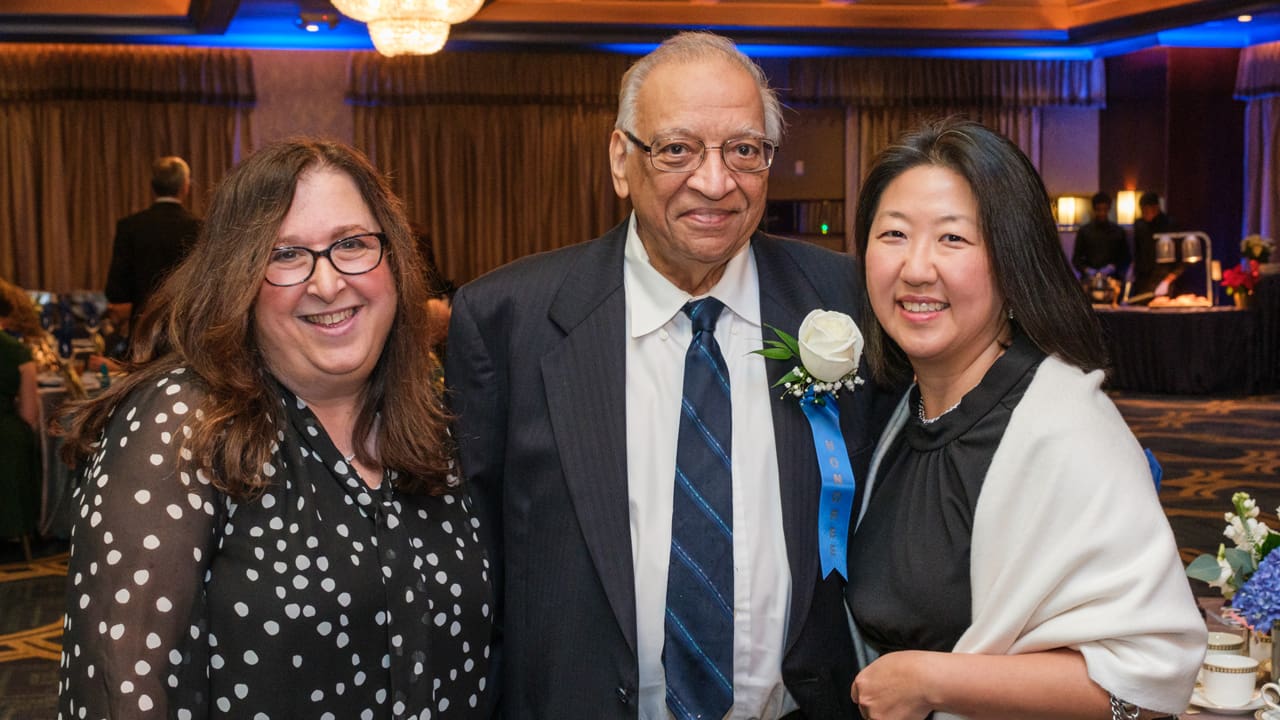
<box><xmin>917</xmin><ymin>396</ymin><xmax>961</xmax><ymax>425</ymax></box>
<box><xmin>344</xmin><ymin>452</ymin><xmax>356</xmax><ymax>463</ymax></box>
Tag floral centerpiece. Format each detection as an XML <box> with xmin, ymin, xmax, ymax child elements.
<box><xmin>1222</xmin><ymin>259</ymin><xmax>1262</xmax><ymax>301</ymax></box>
<box><xmin>1188</xmin><ymin>491</ymin><xmax>1280</xmax><ymax>676</ymax></box>
<box><xmin>1232</xmin><ymin>551</ymin><xmax>1280</xmax><ymax>637</ymax></box>
<box><xmin>1241</xmin><ymin>234</ymin><xmax>1275</xmax><ymax>264</ymax></box>
<box><xmin>1187</xmin><ymin>492</ymin><xmax>1280</xmax><ymax>600</ymax></box>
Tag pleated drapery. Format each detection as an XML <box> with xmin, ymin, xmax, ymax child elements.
<box><xmin>349</xmin><ymin>51</ymin><xmax>634</xmax><ymax>285</ymax></box>
<box><xmin>788</xmin><ymin>57</ymin><xmax>1105</xmax><ymax>248</ymax></box>
<box><xmin>1236</xmin><ymin>41</ymin><xmax>1280</xmax><ymax>242</ymax></box>
<box><xmin>0</xmin><ymin>44</ymin><xmax>254</xmax><ymax>292</ymax></box>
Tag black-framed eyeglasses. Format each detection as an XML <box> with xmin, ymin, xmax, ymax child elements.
<box><xmin>264</xmin><ymin>232</ymin><xmax>387</xmax><ymax>287</ymax></box>
<box><xmin>622</xmin><ymin>130</ymin><xmax>778</xmax><ymax>174</ymax></box>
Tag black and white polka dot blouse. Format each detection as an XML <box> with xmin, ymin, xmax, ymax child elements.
<box><xmin>58</xmin><ymin>368</ymin><xmax>492</xmax><ymax>719</ymax></box>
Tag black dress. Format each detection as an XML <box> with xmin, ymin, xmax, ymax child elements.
<box><xmin>845</xmin><ymin>335</ymin><xmax>1044</xmax><ymax>655</ymax></box>
<box><xmin>59</xmin><ymin>368</ymin><xmax>492</xmax><ymax>719</ymax></box>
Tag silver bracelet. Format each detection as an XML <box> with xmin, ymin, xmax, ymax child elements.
<box><xmin>1110</xmin><ymin>694</ymin><xmax>1140</xmax><ymax>720</ymax></box>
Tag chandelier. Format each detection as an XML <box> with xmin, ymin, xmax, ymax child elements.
<box><xmin>330</xmin><ymin>0</ymin><xmax>484</xmax><ymax>56</ymax></box>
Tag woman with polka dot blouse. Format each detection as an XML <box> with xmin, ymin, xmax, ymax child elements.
<box><xmin>56</xmin><ymin>139</ymin><xmax>492</xmax><ymax>719</ymax></box>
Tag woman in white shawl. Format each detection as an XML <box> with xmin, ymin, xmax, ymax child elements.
<box><xmin>844</xmin><ymin>118</ymin><xmax>1205</xmax><ymax>720</ymax></box>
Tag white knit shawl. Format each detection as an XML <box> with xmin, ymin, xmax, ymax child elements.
<box><xmin>853</xmin><ymin>355</ymin><xmax>1206</xmax><ymax>717</ymax></box>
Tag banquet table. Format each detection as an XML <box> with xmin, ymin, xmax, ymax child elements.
<box><xmin>1094</xmin><ymin>306</ymin><xmax>1262</xmax><ymax>395</ymax></box>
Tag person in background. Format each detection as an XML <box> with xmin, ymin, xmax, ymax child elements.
<box><xmin>103</xmin><ymin>156</ymin><xmax>203</xmax><ymax>330</ymax></box>
<box><xmin>1130</xmin><ymin>191</ymin><xmax>1182</xmax><ymax>301</ymax></box>
<box><xmin>845</xmin><ymin>118</ymin><xmax>1204</xmax><ymax>719</ymax></box>
<box><xmin>1072</xmin><ymin>191</ymin><xmax>1130</xmax><ymax>283</ymax></box>
<box><xmin>0</xmin><ymin>291</ymin><xmax>41</xmax><ymax>558</ymax></box>
<box><xmin>58</xmin><ymin>139</ymin><xmax>491</xmax><ymax>718</ymax></box>
<box><xmin>446</xmin><ymin>30</ymin><xmax>896</xmax><ymax>719</ymax></box>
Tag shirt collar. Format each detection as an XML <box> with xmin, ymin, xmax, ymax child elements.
<box><xmin>154</xmin><ymin>196</ymin><xmax>182</xmax><ymax>205</ymax></box>
<box><xmin>622</xmin><ymin>212</ymin><xmax>761</xmax><ymax>338</ymax></box>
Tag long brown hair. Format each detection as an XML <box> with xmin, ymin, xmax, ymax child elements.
<box><xmin>61</xmin><ymin>139</ymin><xmax>455</xmax><ymax>498</ymax></box>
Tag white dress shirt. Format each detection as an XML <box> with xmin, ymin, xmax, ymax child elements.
<box><xmin>622</xmin><ymin>214</ymin><xmax>796</xmax><ymax>720</ymax></box>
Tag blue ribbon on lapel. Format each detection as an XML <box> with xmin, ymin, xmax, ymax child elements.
<box><xmin>797</xmin><ymin>386</ymin><xmax>855</xmax><ymax>581</ymax></box>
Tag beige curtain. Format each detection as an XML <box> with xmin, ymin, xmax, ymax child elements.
<box><xmin>0</xmin><ymin>44</ymin><xmax>254</xmax><ymax>293</ymax></box>
<box><xmin>789</xmin><ymin>57</ymin><xmax>1103</xmax><ymax>248</ymax></box>
<box><xmin>1236</xmin><ymin>41</ymin><xmax>1280</xmax><ymax>241</ymax></box>
<box><xmin>349</xmin><ymin>51</ymin><xmax>634</xmax><ymax>284</ymax></box>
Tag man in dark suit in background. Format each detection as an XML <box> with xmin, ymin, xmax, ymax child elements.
<box><xmin>1072</xmin><ymin>192</ymin><xmax>1130</xmax><ymax>281</ymax></box>
<box><xmin>1130</xmin><ymin>191</ymin><xmax>1181</xmax><ymax>302</ymax></box>
<box><xmin>447</xmin><ymin>31</ymin><xmax>895</xmax><ymax>719</ymax></box>
<box><xmin>104</xmin><ymin>156</ymin><xmax>202</xmax><ymax>325</ymax></box>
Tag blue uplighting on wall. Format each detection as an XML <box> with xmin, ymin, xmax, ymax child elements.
<box><xmin>57</xmin><ymin>1</ymin><xmax>1280</xmax><ymax>57</ymax></box>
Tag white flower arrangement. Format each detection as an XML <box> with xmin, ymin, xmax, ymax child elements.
<box><xmin>754</xmin><ymin>309</ymin><xmax>865</xmax><ymax>402</ymax></box>
<box><xmin>1241</xmin><ymin>234</ymin><xmax>1275</xmax><ymax>263</ymax></box>
<box><xmin>1187</xmin><ymin>491</ymin><xmax>1280</xmax><ymax>600</ymax></box>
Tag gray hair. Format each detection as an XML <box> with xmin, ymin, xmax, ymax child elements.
<box><xmin>151</xmin><ymin>156</ymin><xmax>190</xmax><ymax>197</ymax></box>
<box><xmin>615</xmin><ymin>31</ymin><xmax>784</xmax><ymax>144</ymax></box>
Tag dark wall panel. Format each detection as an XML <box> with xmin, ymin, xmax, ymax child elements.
<box><xmin>1101</xmin><ymin>48</ymin><xmax>1169</xmax><ymax>198</ymax></box>
<box><xmin>1166</xmin><ymin>47</ymin><xmax>1245</xmax><ymax>269</ymax></box>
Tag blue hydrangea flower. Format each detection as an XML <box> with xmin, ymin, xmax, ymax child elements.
<box><xmin>1232</xmin><ymin>548</ymin><xmax>1280</xmax><ymax>631</ymax></box>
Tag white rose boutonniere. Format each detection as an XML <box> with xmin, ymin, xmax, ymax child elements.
<box><xmin>755</xmin><ymin>309</ymin><xmax>864</xmax><ymax>401</ymax></box>
<box><xmin>753</xmin><ymin>308</ymin><xmax>865</xmax><ymax>580</ymax></box>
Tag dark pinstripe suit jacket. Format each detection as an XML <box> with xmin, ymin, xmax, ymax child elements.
<box><xmin>445</xmin><ymin>221</ymin><xmax>897</xmax><ymax>719</ymax></box>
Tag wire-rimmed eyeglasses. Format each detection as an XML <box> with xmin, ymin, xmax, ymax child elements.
<box><xmin>264</xmin><ymin>232</ymin><xmax>387</xmax><ymax>287</ymax></box>
<box><xmin>622</xmin><ymin>130</ymin><xmax>778</xmax><ymax>174</ymax></box>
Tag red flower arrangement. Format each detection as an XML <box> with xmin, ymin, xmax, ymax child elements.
<box><xmin>1222</xmin><ymin>259</ymin><xmax>1262</xmax><ymax>296</ymax></box>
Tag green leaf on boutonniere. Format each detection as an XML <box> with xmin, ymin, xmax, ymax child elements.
<box><xmin>756</xmin><ymin>347</ymin><xmax>793</xmax><ymax>360</ymax></box>
<box><xmin>764</xmin><ymin>324</ymin><xmax>800</xmax><ymax>357</ymax></box>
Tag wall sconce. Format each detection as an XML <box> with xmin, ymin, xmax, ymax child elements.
<box><xmin>1055</xmin><ymin>196</ymin><xmax>1086</xmax><ymax>229</ymax></box>
<box><xmin>331</xmin><ymin>0</ymin><xmax>484</xmax><ymax>56</ymax></box>
<box><xmin>1116</xmin><ymin>190</ymin><xmax>1138</xmax><ymax>225</ymax></box>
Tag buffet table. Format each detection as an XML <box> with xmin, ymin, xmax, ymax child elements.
<box><xmin>1095</xmin><ymin>306</ymin><xmax>1262</xmax><ymax>395</ymax></box>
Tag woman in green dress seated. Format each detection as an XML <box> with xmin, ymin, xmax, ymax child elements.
<box><xmin>0</xmin><ymin>290</ymin><xmax>40</xmax><ymax>555</ymax></box>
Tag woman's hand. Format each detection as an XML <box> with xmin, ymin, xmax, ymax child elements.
<box><xmin>850</xmin><ymin>650</ymin><xmax>937</xmax><ymax>720</ymax></box>
<box><xmin>852</xmin><ymin>649</ymin><xmax>1117</xmax><ymax>720</ymax></box>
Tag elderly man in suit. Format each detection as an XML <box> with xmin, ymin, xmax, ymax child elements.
<box><xmin>447</xmin><ymin>31</ymin><xmax>895</xmax><ymax>719</ymax></box>
<box><xmin>104</xmin><ymin>155</ymin><xmax>202</xmax><ymax>325</ymax></box>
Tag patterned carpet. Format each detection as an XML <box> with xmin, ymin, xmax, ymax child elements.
<box><xmin>1117</xmin><ymin>393</ymin><xmax>1280</xmax><ymax>583</ymax></box>
<box><xmin>0</xmin><ymin>392</ymin><xmax>1277</xmax><ymax>717</ymax></box>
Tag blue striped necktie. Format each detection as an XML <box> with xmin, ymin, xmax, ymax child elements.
<box><xmin>664</xmin><ymin>297</ymin><xmax>734</xmax><ymax>720</ymax></box>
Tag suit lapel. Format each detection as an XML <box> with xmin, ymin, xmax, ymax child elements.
<box><xmin>540</xmin><ymin>226</ymin><xmax>639</xmax><ymax>653</ymax></box>
<box><xmin>755</xmin><ymin>235</ymin><xmax>826</xmax><ymax>654</ymax></box>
